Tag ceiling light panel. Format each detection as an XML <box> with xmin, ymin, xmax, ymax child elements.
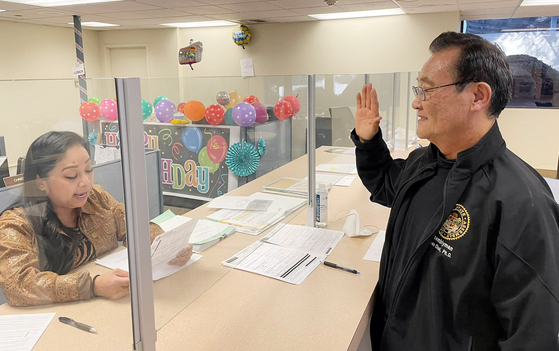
<box><xmin>1</xmin><ymin>0</ymin><xmax>123</xmax><ymax>7</ymax></box>
<box><xmin>309</xmin><ymin>8</ymin><xmax>406</xmax><ymax>20</ymax></box>
<box><xmin>520</xmin><ymin>0</ymin><xmax>559</xmax><ymax>6</ymax></box>
<box><xmin>161</xmin><ymin>20</ymin><xmax>237</xmax><ymax>28</ymax></box>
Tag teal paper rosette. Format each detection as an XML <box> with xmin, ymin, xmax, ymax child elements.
<box><xmin>257</xmin><ymin>138</ymin><xmax>266</xmax><ymax>157</ymax></box>
<box><xmin>226</xmin><ymin>142</ymin><xmax>260</xmax><ymax>177</ymax></box>
<box><xmin>88</xmin><ymin>131</ymin><xmax>98</xmax><ymax>145</ymax></box>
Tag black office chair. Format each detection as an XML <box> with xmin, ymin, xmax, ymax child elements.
<box><xmin>16</xmin><ymin>157</ymin><xmax>25</xmax><ymax>175</ymax></box>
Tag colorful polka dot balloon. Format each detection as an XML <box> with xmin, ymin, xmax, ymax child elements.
<box><xmin>205</xmin><ymin>104</ymin><xmax>225</xmax><ymax>125</ymax></box>
<box><xmin>274</xmin><ymin>99</ymin><xmax>294</xmax><ymax>120</ymax></box>
<box><xmin>155</xmin><ymin>99</ymin><xmax>176</xmax><ymax>123</ymax></box>
<box><xmin>243</xmin><ymin>95</ymin><xmax>259</xmax><ymax>104</ymax></box>
<box><xmin>79</xmin><ymin>101</ymin><xmax>100</xmax><ymax>122</ymax></box>
<box><xmin>177</xmin><ymin>102</ymin><xmax>187</xmax><ymax>114</ymax></box>
<box><xmin>99</xmin><ymin>99</ymin><xmax>118</xmax><ymax>121</ymax></box>
<box><xmin>232</xmin><ymin>102</ymin><xmax>256</xmax><ymax>127</ymax></box>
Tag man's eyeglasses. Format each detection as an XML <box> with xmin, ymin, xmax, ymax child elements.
<box><xmin>412</xmin><ymin>81</ymin><xmax>473</xmax><ymax>101</ymax></box>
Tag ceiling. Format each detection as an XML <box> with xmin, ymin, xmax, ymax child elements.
<box><xmin>0</xmin><ymin>0</ymin><xmax>557</xmax><ymax>30</ymax></box>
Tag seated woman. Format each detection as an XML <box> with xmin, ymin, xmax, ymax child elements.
<box><xmin>0</xmin><ymin>131</ymin><xmax>192</xmax><ymax>306</ymax></box>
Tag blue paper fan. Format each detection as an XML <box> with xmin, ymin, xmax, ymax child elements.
<box><xmin>88</xmin><ymin>132</ymin><xmax>98</xmax><ymax>145</ymax></box>
<box><xmin>226</xmin><ymin>142</ymin><xmax>260</xmax><ymax>177</ymax></box>
<box><xmin>257</xmin><ymin>137</ymin><xmax>266</xmax><ymax>157</ymax></box>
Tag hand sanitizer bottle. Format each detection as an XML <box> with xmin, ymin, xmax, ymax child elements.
<box><xmin>316</xmin><ymin>183</ymin><xmax>328</xmax><ymax>227</ymax></box>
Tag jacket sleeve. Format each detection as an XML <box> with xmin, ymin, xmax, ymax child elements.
<box><xmin>490</xmin><ymin>199</ymin><xmax>559</xmax><ymax>350</ymax></box>
<box><xmin>94</xmin><ymin>186</ymin><xmax>164</xmax><ymax>245</ymax></box>
<box><xmin>0</xmin><ymin>209</ymin><xmax>92</xmax><ymax>306</ymax></box>
<box><xmin>351</xmin><ymin>128</ymin><xmax>407</xmax><ymax>207</ymax></box>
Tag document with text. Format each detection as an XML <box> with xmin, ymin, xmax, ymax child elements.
<box><xmin>0</xmin><ymin>313</ymin><xmax>56</xmax><ymax>351</ymax></box>
<box><xmin>206</xmin><ymin>192</ymin><xmax>306</xmax><ymax>235</ymax></box>
<box><xmin>96</xmin><ymin>217</ymin><xmax>202</xmax><ymax>280</ymax></box>
<box><xmin>223</xmin><ymin>241</ymin><xmax>325</xmax><ymax>285</ymax></box>
<box><xmin>261</xmin><ymin>224</ymin><xmax>344</xmax><ymax>256</ymax></box>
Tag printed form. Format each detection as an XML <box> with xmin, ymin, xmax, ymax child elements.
<box><xmin>0</xmin><ymin>313</ymin><xmax>56</xmax><ymax>351</ymax></box>
<box><xmin>223</xmin><ymin>242</ymin><xmax>325</xmax><ymax>285</ymax></box>
<box><xmin>261</xmin><ymin>224</ymin><xmax>344</xmax><ymax>256</ymax></box>
<box><xmin>96</xmin><ymin>217</ymin><xmax>202</xmax><ymax>280</ymax></box>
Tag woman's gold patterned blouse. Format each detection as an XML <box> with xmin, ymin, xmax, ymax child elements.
<box><xmin>0</xmin><ymin>184</ymin><xmax>162</xmax><ymax>306</ymax></box>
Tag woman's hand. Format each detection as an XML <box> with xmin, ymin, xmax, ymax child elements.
<box><xmin>355</xmin><ymin>83</ymin><xmax>383</xmax><ymax>142</ymax></box>
<box><xmin>93</xmin><ymin>269</ymin><xmax>129</xmax><ymax>300</ymax></box>
<box><xmin>168</xmin><ymin>244</ymin><xmax>193</xmax><ymax>266</ymax></box>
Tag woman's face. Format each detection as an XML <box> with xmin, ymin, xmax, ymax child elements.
<box><xmin>37</xmin><ymin>145</ymin><xmax>94</xmax><ymax>211</ymax></box>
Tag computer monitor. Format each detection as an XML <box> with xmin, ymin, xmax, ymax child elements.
<box><xmin>0</xmin><ymin>156</ymin><xmax>10</xmax><ymax>188</ymax></box>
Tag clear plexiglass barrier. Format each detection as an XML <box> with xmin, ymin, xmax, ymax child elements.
<box><xmin>0</xmin><ymin>73</ymin><xmax>418</xmax><ymax>350</ymax></box>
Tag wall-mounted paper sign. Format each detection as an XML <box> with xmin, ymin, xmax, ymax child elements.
<box><xmin>241</xmin><ymin>58</ymin><xmax>254</xmax><ymax>78</ymax></box>
<box><xmin>73</xmin><ymin>62</ymin><xmax>85</xmax><ymax>77</ymax></box>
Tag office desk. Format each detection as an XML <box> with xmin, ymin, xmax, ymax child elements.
<box><xmin>0</xmin><ymin>146</ymin><xmax>394</xmax><ymax>351</ymax></box>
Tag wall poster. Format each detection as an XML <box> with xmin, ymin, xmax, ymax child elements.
<box><xmin>101</xmin><ymin>121</ymin><xmax>239</xmax><ymax>200</ymax></box>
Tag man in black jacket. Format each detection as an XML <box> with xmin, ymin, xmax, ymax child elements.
<box><xmin>352</xmin><ymin>31</ymin><xmax>559</xmax><ymax>350</ymax></box>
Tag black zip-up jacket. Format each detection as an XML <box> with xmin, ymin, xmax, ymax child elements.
<box><xmin>352</xmin><ymin>123</ymin><xmax>559</xmax><ymax>351</ymax></box>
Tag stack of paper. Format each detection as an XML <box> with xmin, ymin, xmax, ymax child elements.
<box><xmin>206</xmin><ymin>192</ymin><xmax>307</xmax><ymax>235</ymax></box>
<box><xmin>222</xmin><ymin>223</ymin><xmax>344</xmax><ymax>284</ymax></box>
<box><xmin>263</xmin><ymin>174</ymin><xmax>355</xmax><ymax>197</ymax></box>
<box><xmin>96</xmin><ymin>217</ymin><xmax>202</xmax><ymax>281</ymax></box>
<box><xmin>207</xmin><ymin>196</ymin><xmax>273</xmax><ymax>211</ymax></box>
<box><xmin>316</xmin><ymin>163</ymin><xmax>357</xmax><ymax>174</ymax></box>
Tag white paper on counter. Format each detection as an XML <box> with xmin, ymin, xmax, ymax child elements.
<box><xmin>363</xmin><ymin>230</ymin><xmax>386</xmax><ymax>262</ymax></box>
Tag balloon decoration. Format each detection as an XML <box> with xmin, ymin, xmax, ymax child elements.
<box><xmin>205</xmin><ymin>104</ymin><xmax>225</xmax><ymax>125</ymax></box>
<box><xmin>179</xmin><ymin>39</ymin><xmax>203</xmax><ymax>70</ymax></box>
<box><xmin>154</xmin><ymin>96</ymin><xmax>168</xmax><ymax>107</ymax></box>
<box><xmin>274</xmin><ymin>99</ymin><xmax>294</xmax><ymax>120</ymax></box>
<box><xmin>232</xmin><ymin>102</ymin><xmax>256</xmax><ymax>127</ymax></box>
<box><xmin>224</xmin><ymin>108</ymin><xmax>235</xmax><ymax>126</ymax></box>
<box><xmin>155</xmin><ymin>99</ymin><xmax>176</xmax><ymax>123</ymax></box>
<box><xmin>243</xmin><ymin>95</ymin><xmax>259</xmax><ymax>104</ymax></box>
<box><xmin>141</xmin><ymin>100</ymin><xmax>153</xmax><ymax>120</ymax></box>
<box><xmin>181</xmin><ymin>127</ymin><xmax>203</xmax><ymax>153</ymax></box>
<box><xmin>88</xmin><ymin>131</ymin><xmax>98</xmax><ymax>146</ymax></box>
<box><xmin>226</xmin><ymin>142</ymin><xmax>260</xmax><ymax>177</ymax></box>
<box><xmin>184</xmin><ymin>100</ymin><xmax>205</xmax><ymax>122</ymax></box>
<box><xmin>99</xmin><ymin>99</ymin><xmax>118</xmax><ymax>121</ymax></box>
<box><xmin>216</xmin><ymin>91</ymin><xmax>230</xmax><ymax>106</ymax></box>
<box><xmin>282</xmin><ymin>95</ymin><xmax>301</xmax><ymax>114</ymax></box>
<box><xmin>232</xmin><ymin>24</ymin><xmax>252</xmax><ymax>49</ymax></box>
<box><xmin>252</xmin><ymin>102</ymin><xmax>268</xmax><ymax>124</ymax></box>
<box><xmin>88</xmin><ymin>97</ymin><xmax>101</xmax><ymax>105</ymax></box>
<box><xmin>198</xmin><ymin>147</ymin><xmax>219</xmax><ymax>173</ymax></box>
<box><xmin>225</xmin><ymin>91</ymin><xmax>242</xmax><ymax>110</ymax></box>
<box><xmin>79</xmin><ymin>101</ymin><xmax>100</xmax><ymax>122</ymax></box>
<box><xmin>258</xmin><ymin>138</ymin><xmax>266</xmax><ymax>157</ymax></box>
<box><xmin>177</xmin><ymin>102</ymin><xmax>187</xmax><ymax>114</ymax></box>
<box><xmin>207</xmin><ymin>135</ymin><xmax>228</xmax><ymax>164</ymax></box>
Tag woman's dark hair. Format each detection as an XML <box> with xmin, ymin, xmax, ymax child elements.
<box><xmin>22</xmin><ymin>131</ymin><xmax>89</xmax><ymax>275</ymax></box>
<box><xmin>429</xmin><ymin>31</ymin><xmax>513</xmax><ymax>118</ymax></box>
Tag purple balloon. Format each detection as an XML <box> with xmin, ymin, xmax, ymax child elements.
<box><xmin>252</xmin><ymin>102</ymin><xmax>268</xmax><ymax>124</ymax></box>
<box><xmin>155</xmin><ymin>99</ymin><xmax>176</xmax><ymax>122</ymax></box>
<box><xmin>232</xmin><ymin>102</ymin><xmax>256</xmax><ymax>127</ymax></box>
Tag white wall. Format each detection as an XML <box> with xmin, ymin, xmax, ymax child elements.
<box><xmin>0</xmin><ymin>21</ymin><xmax>101</xmax><ymax>173</ymax></box>
<box><xmin>498</xmin><ymin>108</ymin><xmax>559</xmax><ymax>170</ymax></box>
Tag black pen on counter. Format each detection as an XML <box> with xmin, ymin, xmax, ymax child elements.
<box><xmin>323</xmin><ymin>261</ymin><xmax>360</xmax><ymax>274</ymax></box>
<box><xmin>59</xmin><ymin>317</ymin><xmax>98</xmax><ymax>333</ymax></box>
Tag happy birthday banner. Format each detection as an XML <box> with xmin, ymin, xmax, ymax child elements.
<box><xmin>102</xmin><ymin>122</ymin><xmax>232</xmax><ymax>199</ymax></box>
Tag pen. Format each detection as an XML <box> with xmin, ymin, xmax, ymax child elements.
<box><xmin>59</xmin><ymin>317</ymin><xmax>98</xmax><ymax>333</ymax></box>
<box><xmin>323</xmin><ymin>261</ymin><xmax>360</xmax><ymax>274</ymax></box>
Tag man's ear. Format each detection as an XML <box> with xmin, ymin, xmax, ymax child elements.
<box><xmin>36</xmin><ymin>175</ymin><xmax>47</xmax><ymax>192</ymax></box>
<box><xmin>470</xmin><ymin>82</ymin><xmax>492</xmax><ymax>113</ymax></box>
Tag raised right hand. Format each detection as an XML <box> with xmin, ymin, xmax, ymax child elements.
<box><xmin>93</xmin><ymin>268</ymin><xmax>130</xmax><ymax>300</ymax></box>
<box><xmin>355</xmin><ymin>83</ymin><xmax>383</xmax><ymax>142</ymax></box>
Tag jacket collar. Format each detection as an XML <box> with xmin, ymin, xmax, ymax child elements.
<box><xmin>80</xmin><ymin>197</ymin><xmax>96</xmax><ymax>215</ymax></box>
<box><xmin>424</xmin><ymin>122</ymin><xmax>506</xmax><ymax>180</ymax></box>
